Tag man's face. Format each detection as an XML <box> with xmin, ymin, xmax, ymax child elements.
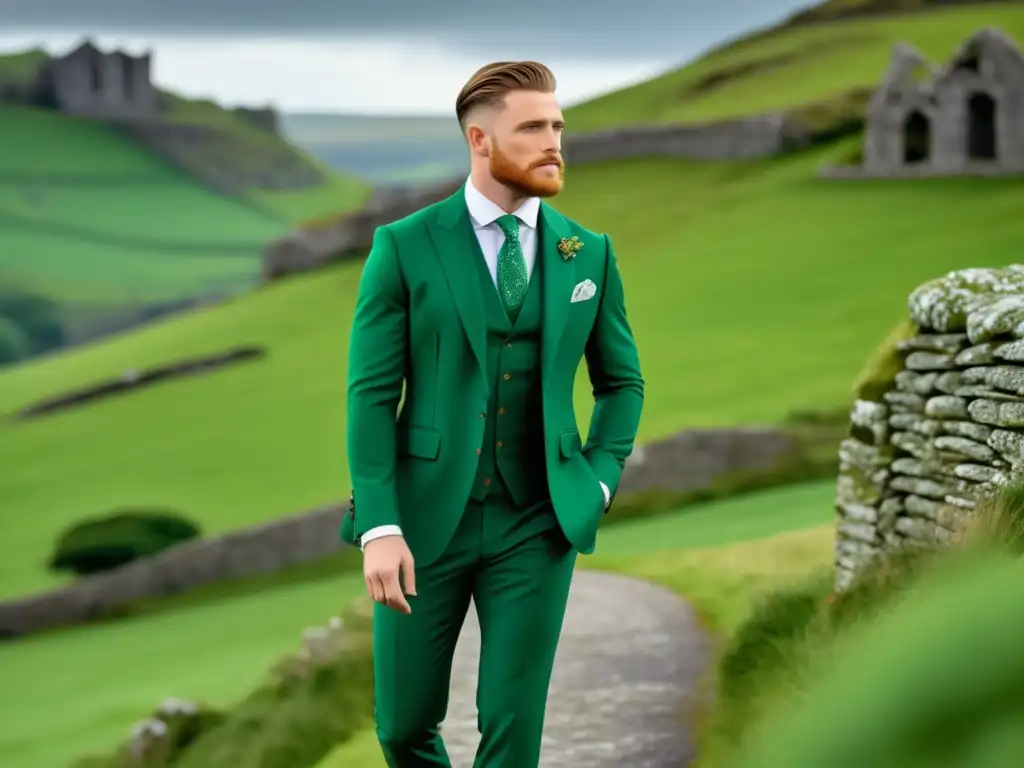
<box><xmin>482</xmin><ymin>90</ymin><xmax>565</xmax><ymax>198</ymax></box>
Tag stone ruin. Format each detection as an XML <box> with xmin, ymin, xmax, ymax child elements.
<box><xmin>838</xmin><ymin>27</ymin><xmax>1024</xmax><ymax>177</ymax></box>
<box><xmin>29</xmin><ymin>40</ymin><xmax>157</xmax><ymax>120</ymax></box>
<box><xmin>835</xmin><ymin>265</ymin><xmax>1024</xmax><ymax>591</ymax></box>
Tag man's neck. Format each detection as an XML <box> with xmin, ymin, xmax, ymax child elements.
<box><xmin>469</xmin><ymin>168</ymin><xmax>530</xmax><ymax>214</ymax></box>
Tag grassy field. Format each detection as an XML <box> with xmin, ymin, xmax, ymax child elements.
<box><xmin>0</xmin><ymin>480</ymin><xmax>836</xmax><ymax>768</ymax></box>
<box><xmin>2</xmin><ymin>137</ymin><xmax>1022</xmax><ymax>597</ymax></box>
<box><xmin>565</xmin><ymin>2</ymin><xmax>1024</xmax><ymax>131</ymax></box>
<box><xmin>0</xmin><ymin>105</ymin><xmax>366</xmax><ymax>307</ymax></box>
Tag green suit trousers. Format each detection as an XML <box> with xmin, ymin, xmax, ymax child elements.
<box><xmin>373</xmin><ymin>491</ymin><xmax>576</xmax><ymax>767</ymax></box>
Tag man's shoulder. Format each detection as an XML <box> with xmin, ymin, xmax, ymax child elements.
<box><xmin>378</xmin><ymin>189</ymin><xmax>460</xmax><ymax>240</ymax></box>
<box><xmin>542</xmin><ymin>202</ymin><xmax>609</xmax><ymax>252</ymax></box>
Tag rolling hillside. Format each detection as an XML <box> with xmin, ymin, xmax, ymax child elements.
<box><xmin>2</xmin><ymin>139</ymin><xmax>1022</xmax><ymax>598</ymax></box>
<box><xmin>1</xmin><ymin>0</ymin><xmax>1022</xmax><ymax>600</ymax></box>
<box><xmin>0</xmin><ymin>49</ymin><xmax>370</xmax><ymax>363</ymax></box>
<box><xmin>566</xmin><ymin>1</ymin><xmax>1024</xmax><ymax>130</ymax></box>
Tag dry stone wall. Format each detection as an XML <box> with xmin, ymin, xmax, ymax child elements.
<box><xmin>0</xmin><ymin>425</ymin><xmax>813</xmax><ymax>638</ymax></box>
<box><xmin>835</xmin><ymin>265</ymin><xmax>1024</xmax><ymax>590</ymax></box>
<box><xmin>261</xmin><ymin>113</ymin><xmax>815</xmax><ymax>283</ymax></box>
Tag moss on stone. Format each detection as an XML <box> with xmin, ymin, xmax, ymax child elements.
<box><xmin>852</xmin><ymin>317</ymin><xmax>919</xmax><ymax>403</ymax></box>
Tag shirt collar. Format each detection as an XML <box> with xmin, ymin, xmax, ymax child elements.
<box><xmin>464</xmin><ymin>176</ymin><xmax>540</xmax><ymax>230</ymax></box>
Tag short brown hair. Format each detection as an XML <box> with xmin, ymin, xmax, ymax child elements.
<box><xmin>455</xmin><ymin>61</ymin><xmax>556</xmax><ymax>131</ymax></box>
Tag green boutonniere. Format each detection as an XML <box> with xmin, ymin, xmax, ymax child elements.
<box><xmin>557</xmin><ymin>236</ymin><xmax>584</xmax><ymax>260</ymax></box>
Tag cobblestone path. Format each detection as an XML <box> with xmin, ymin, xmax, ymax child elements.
<box><xmin>439</xmin><ymin>569</ymin><xmax>711</xmax><ymax>767</ymax></box>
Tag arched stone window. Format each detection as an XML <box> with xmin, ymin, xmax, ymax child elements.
<box><xmin>967</xmin><ymin>91</ymin><xmax>997</xmax><ymax>160</ymax></box>
<box><xmin>88</xmin><ymin>57</ymin><xmax>102</xmax><ymax>93</ymax></box>
<box><xmin>902</xmin><ymin>109</ymin><xmax>930</xmax><ymax>164</ymax></box>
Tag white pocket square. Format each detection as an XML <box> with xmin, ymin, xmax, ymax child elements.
<box><xmin>570</xmin><ymin>279</ymin><xmax>596</xmax><ymax>303</ymax></box>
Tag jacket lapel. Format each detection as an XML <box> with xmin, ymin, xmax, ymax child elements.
<box><xmin>426</xmin><ymin>188</ymin><xmax>487</xmax><ymax>381</ymax></box>
<box><xmin>539</xmin><ymin>202</ymin><xmax>575</xmax><ymax>387</ymax></box>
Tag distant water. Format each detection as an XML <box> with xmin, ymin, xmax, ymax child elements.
<box><xmin>281</xmin><ymin>113</ymin><xmax>468</xmax><ymax>187</ymax></box>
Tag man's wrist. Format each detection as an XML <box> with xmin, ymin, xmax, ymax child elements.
<box><xmin>359</xmin><ymin>524</ymin><xmax>404</xmax><ymax>550</ymax></box>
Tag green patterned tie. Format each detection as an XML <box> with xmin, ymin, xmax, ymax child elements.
<box><xmin>495</xmin><ymin>214</ymin><xmax>528</xmax><ymax>321</ymax></box>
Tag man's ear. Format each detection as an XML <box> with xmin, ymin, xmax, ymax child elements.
<box><xmin>466</xmin><ymin>124</ymin><xmax>490</xmax><ymax>157</ymax></box>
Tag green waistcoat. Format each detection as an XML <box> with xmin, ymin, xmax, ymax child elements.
<box><xmin>469</xmin><ymin>246</ymin><xmax>547</xmax><ymax>507</ymax></box>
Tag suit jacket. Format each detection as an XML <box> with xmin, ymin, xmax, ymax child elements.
<box><xmin>341</xmin><ymin>186</ymin><xmax>644</xmax><ymax>566</ymax></box>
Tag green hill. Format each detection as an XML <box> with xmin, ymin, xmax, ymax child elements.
<box><xmin>2</xmin><ymin>138</ymin><xmax>1021</xmax><ymax>597</ymax></box>
<box><xmin>565</xmin><ymin>1</ymin><xmax>1024</xmax><ymax>131</ymax></box>
<box><xmin>0</xmin><ymin>105</ymin><xmax>367</xmax><ymax>306</ymax></box>
<box><xmin>0</xmin><ymin>51</ymin><xmax>370</xmax><ymax>363</ymax></box>
<box><xmin>1</xmin><ymin>1</ymin><xmax>1022</xmax><ymax>599</ymax></box>
<box><xmin>0</xmin><ymin>107</ymin><xmax>283</xmax><ymax>303</ymax></box>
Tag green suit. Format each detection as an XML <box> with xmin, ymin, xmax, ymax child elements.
<box><xmin>341</xmin><ymin>185</ymin><xmax>643</xmax><ymax>767</ymax></box>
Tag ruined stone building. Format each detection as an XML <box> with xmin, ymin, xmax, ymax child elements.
<box><xmin>32</xmin><ymin>40</ymin><xmax>158</xmax><ymax>119</ymax></box>
<box><xmin>860</xmin><ymin>27</ymin><xmax>1024</xmax><ymax>175</ymax></box>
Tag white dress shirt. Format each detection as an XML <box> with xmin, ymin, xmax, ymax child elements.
<box><xmin>359</xmin><ymin>178</ymin><xmax>609</xmax><ymax>549</ymax></box>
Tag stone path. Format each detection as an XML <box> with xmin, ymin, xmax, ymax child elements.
<box><xmin>439</xmin><ymin>569</ymin><xmax>711</xmax><ymax>767</ymax></box>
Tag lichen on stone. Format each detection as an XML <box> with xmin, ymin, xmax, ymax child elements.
<box><xmin>908</xmin><ymin>265</ymin><xmax>1024</xmax><ymax>333</ymax></box>
<box><xmin>835</xmin><ymin>264</ymin><xmax>1024</xmax><ymax>594</ymax></box>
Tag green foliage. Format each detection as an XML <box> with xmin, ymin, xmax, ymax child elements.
<box><xmin>737</xmin><ymin>552</ymin><xmax>1024</xmax><ymax>768</ymax></box>
<box><xmin>172</xmin><ymin>601</ymin><xmax>375</xmax><ymax>768</ymax></box>
<box><xmin>701</xmin><ymin>476</ymin><xmax>1024</xmax><ymax>768</ymax></box>
<box><xmin>74</xmin><ymin>705</ymin><xmax>227</xmax><ymax>768</ymax></box>
<box><xmin>0</xmin><ymin>315</ymin><xmax>30</xmax><ymax>364</ymax></box>
<box><xmin>72</xmin><ymin>602</ymin><xmax>375</xmax><ymax>768</ymax></box>
<box><xmin>48</xmin><ymin>509</ymin><xmax>202</xmax><ymax>576</ymax></box>
<box><xmin>0</xmin><ymin>290</ymin><xmax>65</xmax><ymax>358</ymax></box>
<box><xmin>783</xmin><ymin>88</ymin><xmax>872</xmax><ymax>150</ymax></box>
<box><xmin>716</xmin><ymin>576</ymin><xmax>831</xmax><ymax>701</ymax></box>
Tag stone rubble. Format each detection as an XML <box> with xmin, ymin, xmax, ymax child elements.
<box><xmin>835</xmin><ymin>265</ymin><xmax>1024</xmax><ymax>591</ymax></box>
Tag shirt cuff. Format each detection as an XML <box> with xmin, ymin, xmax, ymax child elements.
<box><xmin>599</xmin><ymin>481</ymin><xmax>610</xmax><ymax>509</ymax></box>
<box><xmin>359</xmin><ymin>524</ymin><xmax>404</xmax><ymax>550</ymax></box>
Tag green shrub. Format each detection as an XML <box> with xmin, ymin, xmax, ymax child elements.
<box><xmin>73</xmin><ymin>601</ymin><xmax>375</xmax><ymax>767</ymax></box>
<box><xmin>835</xmin><ymin>141</ymin><xmax>864</xmax><ymax>167</ymax></box>
<box><xmin>0</xmin><ymin>290</ymin><xmax>65</xmax><ymax>355</ymax></box>
<box><xmin>173</xmin><ymin>600</ymin><xmax>376</xmax><ymax>768</ymax></box>
<box><xmin>700</xmin><ymin>572</ymin><xmax>833</xmax><ymax>759</ymax></box>
<box><xmin>48</xmin><ymin>509</ymin><xmax>202</xmax><ymax>576</ymax></box>
<box><xmin>0</xmin><ymin>314</ymin><xmax>30</xmax><ymax>364</ymax></box>
<box><xmin>701</xmin><ymin>476</ymin><xmax>1024</xmax><ymax>767</ymax></box>
<box><xmin>784</xmin><ymin>88</ymin><xmax>872</xmax><ymax>150</ymax></box>
<box><xmin>73</xmin><ymin>702</ymin><xmax>226</xmax><ymax>767</ymax></box>
<box><xmin>717</xmin><ymin>575</ymin><xmax>832</xmax><ymax>704</ymax></box>
<box><xmin>737</xmin><ymin>552</ymin><xmax>1024</xmax><ymax>768</ymax></box>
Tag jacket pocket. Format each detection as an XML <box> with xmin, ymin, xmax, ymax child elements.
<box><xmin>558</xmin><ymin>429</ymin><xmax>582</xmax><ymax>459</ymax></box>
<box><xmin>397</xmin><ymin>426</ymin><xmax>442</xmax><ymax>460</ymax></box>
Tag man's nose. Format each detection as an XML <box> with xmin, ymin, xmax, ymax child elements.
<box><xmin>542</xmin><ymin>126</ymin><xmax>561</xmax><ymax>152</ymax></box>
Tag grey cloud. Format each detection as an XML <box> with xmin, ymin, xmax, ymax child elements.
<box><xmin>2</xmin><ymin>0</ymin><xmax>813</xmax><ymax>59</ymax></box>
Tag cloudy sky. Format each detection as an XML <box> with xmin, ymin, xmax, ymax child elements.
<box><xmin>0</xmin><ymin>0</ymin><xmax>815</xmax><ymax>114</ymax></box>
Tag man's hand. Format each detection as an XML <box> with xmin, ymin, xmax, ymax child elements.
<box><xmin>363</xmin><ymin>535</ymin><xmax>417</xmax><ymax>614</ymax></box>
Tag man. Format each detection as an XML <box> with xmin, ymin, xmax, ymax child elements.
<box><xmin>341</xmin><ymin>60</ymin><xmax>644</xmax><ymax>767</ymax></box>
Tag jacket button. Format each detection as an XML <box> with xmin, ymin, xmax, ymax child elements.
<box><xmin>479</xmin><ymin>411</ymin><xmax>486</xmax><ymax>418</ymax></box>
<box><xmin>497</xmin><ymin>441</ymin><xmax>503</xmax><ymax>449</ymax></box>
<box><xmin>476</xmin><ymin>448</ymin><xmax>482</xmax><ymax>456</ymax></box>
<box><xmin>503</xmin><ymin>373</ymin><xmax>511</xmax><ymax>381</ymax></box>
